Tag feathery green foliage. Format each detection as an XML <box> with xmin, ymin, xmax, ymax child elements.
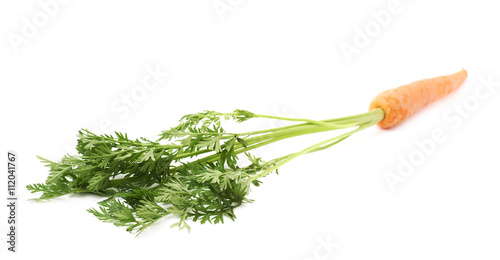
<box><xmin>27</xmin><ymin>108</ymin><xmax>384</xmax><ymax>235</ymax></box>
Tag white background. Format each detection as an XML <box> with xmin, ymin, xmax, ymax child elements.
<box><xmin>1</xmin><ymin>0</ymin><xmax>499</xmax><ymax>259</ymax></box>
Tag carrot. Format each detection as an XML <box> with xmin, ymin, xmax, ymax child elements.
<box><xmin>29</xmin><ymin>69</ymin><xmax>469</xmax><ymax>235</ymax></box>
<box><xmin>369</xmin><ymin>69</ymin><xmax>468</xmax><ymax>129</ymax></box>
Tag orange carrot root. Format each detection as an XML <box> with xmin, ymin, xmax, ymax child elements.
<box><xmin>369</xmin><ymin>69</ymin><xmax>468</xmax><ymax>129</ymax></box>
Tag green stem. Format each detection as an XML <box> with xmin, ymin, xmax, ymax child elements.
<box><xmin>110</xmin><ymin>108</ymin><xmax>384</xmax><ymax>187</ymax></box>
<box><xmin>195</xmin><ymin>108</ymin><xmax>384</xmax><ymax>165</ymax></box>
<box><xmin>249</xmin><ymin>110</ymin><xmax>383</xmax><ymax>181</ymax></box>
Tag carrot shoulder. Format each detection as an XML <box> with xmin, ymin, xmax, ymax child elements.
<box><xmin>369</xmin><ymin>69</ymin><xmax>468</xmax><ymax>129</ymax></box>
